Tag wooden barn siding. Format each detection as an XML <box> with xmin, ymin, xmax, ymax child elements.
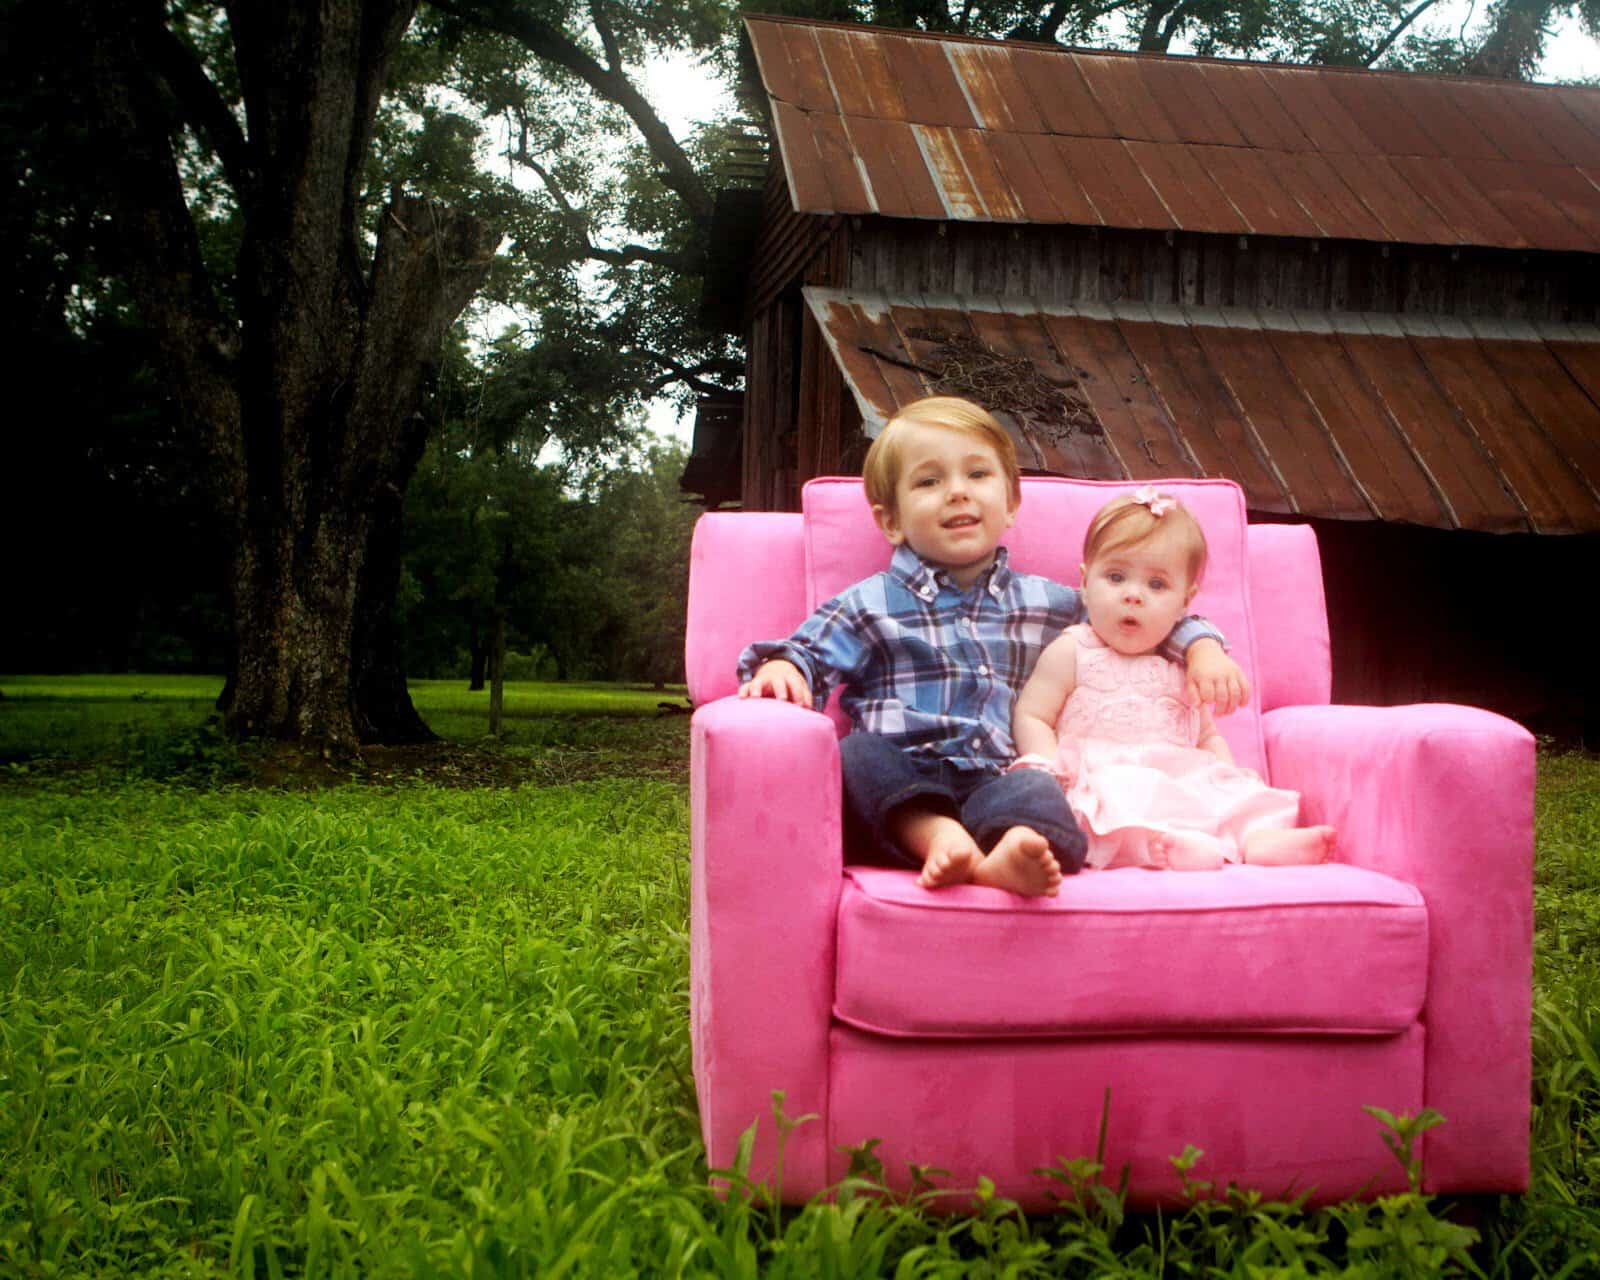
<box><xmin>744</xmin><ymin>185</ymin><xmax>854</xmax><ymax>509</ymax></box>
<box><xmin>1306</xmin><ymin>517</ymin><xmax>1600</xmax><ymax>740</ymax></box>
<box><xmin>846</xmin><ymin>220</ymin><xmax>1600</xmax><ymax>320</ymax></box>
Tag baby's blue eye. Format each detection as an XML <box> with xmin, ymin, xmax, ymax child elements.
<box><xmin>1151</xmin><ymin>578</ymin><xmax>1168</xmax><ymax>591</ymax></box>
<box><xmin>1107</xmin><ymin>571</ymin><xmax>1124</xmax><ymax>583</ymax></box>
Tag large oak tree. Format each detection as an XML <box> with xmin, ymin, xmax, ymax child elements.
<box><xmin>33</xmin><ymin>0</ymin><xmax>736</xmax><ymax>751</ymax></box>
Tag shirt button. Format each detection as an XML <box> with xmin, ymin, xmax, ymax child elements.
<box><xmin>971</xmin><ymin>738</ymin><xmax>982</xmax><ymax>749</ymax></box>
<box><xmin>978</xmin><ymin>665</ymin><xmax>990</xmax><ymax>676</ymax></box>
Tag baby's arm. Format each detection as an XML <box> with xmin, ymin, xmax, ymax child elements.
<box><xmin>1194</xmin><ymin>704</ymin><xmax>1235</xmax><ymax>764</ymax></box>
<box><xmin>1181</xmin><ymin>636</ymin><xmax>1251</xmax><ymax>718</ymax></box>
<box><xmin>1013</xmin><ymin>633</ymin><xmax>1078</xmax><ymax>762</ymax></box>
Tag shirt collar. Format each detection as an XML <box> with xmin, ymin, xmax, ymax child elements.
<box><xmin>889</xmin><ymin>543</ymin><xmax>1013</xmax><ymax>597</ymax></box>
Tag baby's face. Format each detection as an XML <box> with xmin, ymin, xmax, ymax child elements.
<box><xmin>871</xmin><ymin>422</ymin><xmax>1016</xmax><ymax>589</ymax></box>
<box><xmin>1081</xmin><ymin>523</ymin><xmax>1197</xmax><ymax>656</ymax></box>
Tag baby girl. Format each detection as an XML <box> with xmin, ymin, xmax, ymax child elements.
<box><xmin>1012</xmin><ymin>488</ymin><xmax>1336</xmax><ymax>870</ymax></box>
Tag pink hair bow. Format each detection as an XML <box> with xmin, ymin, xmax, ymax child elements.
<box><xmin>1132</xmin><ymin>485</ymin><xmax>1175</xmax><ymax>517</ymax></box>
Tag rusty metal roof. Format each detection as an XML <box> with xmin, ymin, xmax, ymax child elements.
<box><xmin>749</xmin><ymin>15</ymin><xmax>1600</xmax><ymax>253</ymax></box>
<box><xmin>803</xmin><ymin>285</ymin><xmax>1600</xmax><ymax>532</ymax></box>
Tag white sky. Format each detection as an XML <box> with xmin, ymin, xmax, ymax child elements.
<box><xmin>642</xmin><ymin>11</ymin><xmax>1600</xmax><ymax>445</ymax></box>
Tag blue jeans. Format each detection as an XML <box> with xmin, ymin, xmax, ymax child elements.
<box><xmin>840</xmin><ymin>732</ymin><xmax>1088</xmax><ymax>873</ymax></box>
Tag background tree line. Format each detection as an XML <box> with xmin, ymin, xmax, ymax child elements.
<box><xmin>3</xmin><ymin>0</ymin><xmax>1591</xmax><ymax>747</ymax></box>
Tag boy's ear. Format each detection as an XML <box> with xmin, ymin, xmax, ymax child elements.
<box><xmin>871</xmin><ymin>503</ymin><xmax>905</xmax><ymax>546</ymax></box>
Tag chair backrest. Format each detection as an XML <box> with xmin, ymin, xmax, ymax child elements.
<box><xmin>685</xmin><ymin>479</ymin><xmax>1333</xmax><ymax>777</ymax></box>
<box><xmin>803</xmin><ymin>476</ymin><xmax>1268</xmax><ymax>770</ymax></box>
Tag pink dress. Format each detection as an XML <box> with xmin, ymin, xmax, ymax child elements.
<box><xmin>1053</xmin><ymin>624</ymin><xmax>1300</xmax><ymax>869</ymax></box>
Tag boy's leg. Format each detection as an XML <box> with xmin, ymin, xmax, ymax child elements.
<box><xmin>962</xmin><ymin>768</ymin><xmax>1089</xmax><ymax>876</ymax></box>
<box><xmin>840</xmin><ymin>733</ymin><xmax>981</xmax><ymax>885</ymax></box>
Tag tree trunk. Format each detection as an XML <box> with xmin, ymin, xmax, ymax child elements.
<box><xmin>469</xmin><ymin>629</ymin><xmax>488</xmax><ymax>691</ymax></box>
<box><xmin>78</xmin><ymin>0</ymin><xmax>497</xmax><ymax>753</ymax></box>
<box><xmin>488</xmin><ymin>612</ymin><xmax>506</xmax><ymax>738</ymax></box>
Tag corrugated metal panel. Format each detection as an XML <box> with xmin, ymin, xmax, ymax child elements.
<box><xmin>752</xmin><ymin>15</ymin><xmax>1600</xmax><ymax>252</ymax></box>
<box><xmin>802</xmin><ymin>286</ymin><xmax>1600</xmax><ymax>532</ymax></box>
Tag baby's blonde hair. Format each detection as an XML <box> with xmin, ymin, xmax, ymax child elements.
<box><xmin>1083</xmin><ymin>492</ymin><xmax>1208</xmax><ymax>589</ymax></box>
<box><xmin>862</xmin><ymin>397</ymin><xmax>1021</xmax><ymax>514</ymax></box>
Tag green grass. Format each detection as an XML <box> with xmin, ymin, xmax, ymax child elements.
<box><xmin>2</xmin><ymin>681</ymin><xmax>1598</xmax><ymax>1275</ymax></box>
<box><xmin>0</xmin><ymin>676</ymin><xmax>687</xmax><ymax>767</ymax></box>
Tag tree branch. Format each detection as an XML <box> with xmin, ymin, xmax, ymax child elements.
<box><xmin>1361</xmin><ymin>0</ymin><xmax>1442</xmax><ymax>65</ymax></box>
<box><xmin>643</xmin><ymin>352</ymin><xmax>743</xmax><ymax>396</ymax></box>
<box><xmin>515</xmin><ymin>148</ymin><xmax>703</xmax><ymax>272</ymax></box>
<box><xmin>139</xmin><ymin>15</ymin><xmax>254</xmax><ymax>201</ymax></box>
<box><xmin>80</xmin><ymin>0</ymin><xmax>244</xmax><ymax>519</ymax></box>
<box><xmin>430</xmin><ymin>0</ymin><xmax>714</xmax><ymax>225</ymax></box>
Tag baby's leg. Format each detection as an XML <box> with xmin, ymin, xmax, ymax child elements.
<box><xmin>972</xmin><ymin>825</ymin><xmax>1062</xmax><ymax>897</ymax></box>
<box><xmin>889</xmin><ymin>803</ymin><xmax>986</xmax><ymax>888</ymax></box>
<box><xmin>1243</xmin><ymin>826</ymin><xmax>1336</xmax><ymax>866</ymax></box>
<box><xmin>1147</xmin><ymin>829</ymin><xmax>1229</xmax><ymax>871</ymax></box>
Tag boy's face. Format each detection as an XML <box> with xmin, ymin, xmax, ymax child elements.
<box><xmin>1080</xmin><ymin>522</ymin><xmax>1199</xmax><ymax>656</ymax></box>
<box><xmin>871</xmin><ymin>422</ymin><xmax>1017</xmax><ymax>588</ymax></box>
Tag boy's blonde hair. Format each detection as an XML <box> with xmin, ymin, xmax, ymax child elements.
<box><xmin>1083</xmin><ymin>492</ymin><xmax>1208</xmax><ymax>589</ymax></box>
<box><xmin>862</xmin><ymin>397</ymin><xmax>1022</xmax><ymax>513</ymax></box>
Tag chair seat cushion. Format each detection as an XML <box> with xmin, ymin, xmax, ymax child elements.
<box><xmin>834</xmin><ymin>864</ymin><xmax>1427</xmax><ymax>1037</ymax></box>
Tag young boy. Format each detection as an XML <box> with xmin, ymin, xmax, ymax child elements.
<box><xmin>737</xmin><ymin>397</ymin><xmax>1247</xmax><ymax>897</ymax></box>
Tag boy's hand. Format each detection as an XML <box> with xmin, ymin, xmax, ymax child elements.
<box><xmin>1185</xmin><ymin>638</ymin><xmax>1251</xmax><ymax>716</ymax></box>
<box><xmin>738</xmin><ymin>659</ymin><xmax>813</xmax><ymax>708</ymax></box>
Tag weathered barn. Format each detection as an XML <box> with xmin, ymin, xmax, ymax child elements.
<box><xmin>691</xmin><ymin>14</ymin><xmax>1600</xmax><ymax>737</ymax></box>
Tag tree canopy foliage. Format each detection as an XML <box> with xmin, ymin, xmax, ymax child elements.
<box><xmin>4</xmin><ymin>0</ymin><xmax>1592</xmax><ymax>747</ymax></box>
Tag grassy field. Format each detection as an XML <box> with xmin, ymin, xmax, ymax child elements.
<box><xmin>2</xmin><ymin>676</ymin><xmax>1598</xmax><ymax>1276</ymax></box>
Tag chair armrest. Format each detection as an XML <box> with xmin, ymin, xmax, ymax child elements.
<box><xmin>1263</xmin><ymin>703</ymin><xmax>1534</xmax><ymax>1193</ymax></box>
<box><xmin>690</xmin><ymin>696</ymin><xmax>843</xmax><ymax>1196</ymax></box>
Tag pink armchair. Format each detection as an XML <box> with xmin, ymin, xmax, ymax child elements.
<box><xmin>687</xmin><ymin>476</ymin><xmax>1532</xmax><ymax>1209</ymax></box>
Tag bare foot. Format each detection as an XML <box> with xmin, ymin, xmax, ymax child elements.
<box><xmin>1148</xmin><ymin>830</ymin><xmax>1228</xmax><ymax>871</ymax></box>
<box><xmin>972</xmin><ymin>826</ymin><xmax>1062</xmax><ymax>897</ymax></box>
<box><xmin>890</xmin><ymin>808</ymin><xmax>985</xmax><ymax>889</ymax></box>
<box><xmin>918</xmin><ymin>836</ymin><xmax>984</xmax><ymax>888</ymax></box>
<box><xmin>1243</xmin><ymin>825</ymin><xmax>1336</xmax><ymax>866</ymax></box>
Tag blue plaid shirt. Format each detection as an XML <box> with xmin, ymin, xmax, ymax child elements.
<box><xmin>737</xmin><ymin>545</ymin><xmax>1219</xmax><ymax>773</ymax></box>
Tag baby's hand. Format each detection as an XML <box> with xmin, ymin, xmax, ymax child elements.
<box><xmin>1185</xmin><ymin>639</ymin><xmax>1251</xmax><ymax>717</ymax></box>
<box><xmin>738</xmin><ymin>659</ymin><xmax>813</xmax><ymax>708</ymax></box>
